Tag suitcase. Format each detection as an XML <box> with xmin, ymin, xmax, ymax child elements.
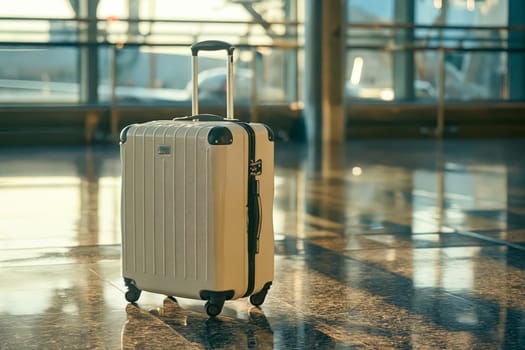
<box><xmin>120</xmin><ymin>40</ymin><xmax>274</xmax><ymax>317</ymax></box>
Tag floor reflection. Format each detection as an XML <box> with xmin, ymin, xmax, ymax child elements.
<box><xmin>122</xmin><ymin>298</ymin><xmax>274</xmax><ymax>349</ymax></box>
<box><xmin>0</xmin><ymin>139</ymin><xmax>524</xmax><ymax>349</ymax></box>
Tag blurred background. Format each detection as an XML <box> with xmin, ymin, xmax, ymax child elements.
<box><xmin>0</xmin><ymin>0</ymin><xmax>523</xmax><ymax>144</ymax></box>
<box><xmin>1</xmin><ymin>4</ymin><xmax>525</xmax><ymax>348</ymax></box>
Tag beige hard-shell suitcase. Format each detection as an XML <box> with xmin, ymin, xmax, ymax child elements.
<box><xmin>120</xmin><ymin>41</ymin><xmax>274</xmax><ymax>317</ymax></box>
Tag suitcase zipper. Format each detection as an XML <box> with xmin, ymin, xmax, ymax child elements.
<box><xmin>237</xmin><ymin>122</ymin><xmax>260</xmax><ymax>298</ymax></box>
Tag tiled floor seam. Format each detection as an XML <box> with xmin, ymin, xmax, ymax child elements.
<box><xmin>454</xmin><ymin>230</ymin><xmax>525</xmax><ymax>251</ymax></box>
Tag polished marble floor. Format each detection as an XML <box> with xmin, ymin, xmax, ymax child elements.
<box><xmin>0</xmin><ymin>139</ymin><xmax>524</xmax><ymax>349</ymax></box>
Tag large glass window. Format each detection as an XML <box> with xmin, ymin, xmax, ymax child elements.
<box><xmin>0</xmin><ymin>0</ymin><xmax>301</xmax><ymax>106</ymax></box>
<box><xmin>415</xmin><ymin>0</ymin><xmax>508</xmax><ymax>101</ymax></box>
<box><xmin>2</xmin><ymin>1</ymin><xmax>516</xmax><ymax>106</ymax></box>
<box><xmin>346</xmin><ymin>0</ymin><xmax>510</xmax><ymax>102</ymax></box>
<box><xmin>0</xmin><ymin>1</ymin><xmax>78</xmax><ymax>103</ymax></box>
<box><xmin>346</xmin><ymin>0</ymin><xmax>396</xmax><ymax>101</ymax></box>
<box><xmin>0</xmin><ymin>47</ymin><xmax>80</xmax><ymax>103</ymax></box>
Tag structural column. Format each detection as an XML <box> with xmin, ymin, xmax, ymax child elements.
<box><xmin>508</xmin><ymin>0</ymin><xmax>525</xmax><ymax>100</ymax></box>
<box><xmin>285</xmin><ymin>0</ymin><xmax>299</xmax><ymax>102</ymax></box>
<box><xmin>304</xmin><ymin>0</ymin><xmax>346</xmax><ymax>145</ymax></box>
<box><xmin>78</xmin><ymin>0</ymin><xmax>99</xmax><ymax>104</ymax></box>
<box><xmin>393</xmin><ymin>0</ymin><xmax>415</xmax><ymax>100</ymax></box>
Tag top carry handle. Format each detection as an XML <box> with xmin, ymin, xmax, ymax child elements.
<box><xmin>191</xmin><ymin>40</ymin><xmax>235</xmax><ymax>119</ymax></box>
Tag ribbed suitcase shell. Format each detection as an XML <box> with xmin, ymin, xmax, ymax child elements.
<box><xmin>120</xmin><ymin>119</ymin><xmax>274</xmax><ymax>301</ymax></box>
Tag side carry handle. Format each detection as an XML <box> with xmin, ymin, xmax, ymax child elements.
<box><xmin>174</xmin><ymin>114</ymin><xmax>229</xmax><ymax>122</ymax></box>
<box><xmin>190</xmin><ymin>40</ymin><xmax>235</xmax><ymax>120</ymax></box>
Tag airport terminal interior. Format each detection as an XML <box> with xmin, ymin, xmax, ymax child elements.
<box><xmin>1</xmin><ymin>0</ymin><xmax>525</xmax><ymax>349</ymax></box>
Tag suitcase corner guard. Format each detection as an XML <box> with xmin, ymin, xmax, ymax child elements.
<box><xmin>120</xmin><ymin>124</ymin><xmax>135</xmax><ymax>144</ymax></box>
<box><xmin>262</xmin><ymin>124</ymin><xmax>275</xmax><ymax>142</ymax></box>
<box><xmin>208</xmin><ymin>126</ymin><xmax>233</xmax><ymax>145</ymax></box>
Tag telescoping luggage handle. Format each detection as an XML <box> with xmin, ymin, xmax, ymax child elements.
<box><xmin>191</xmin><ymin>40</ymin><xmax>235</xmax><ymax>120</ymax></box>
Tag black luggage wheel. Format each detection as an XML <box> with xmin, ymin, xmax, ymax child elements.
<box><xmin>124</xmin><ymin>278</ymin><xmax>142</xmax><ymax>303</ymax></box>
<box><xmin>249</xmin><ymin>281</ymin><xmax>272</xmax><ymax>307</ymax></box>
<box><xmin>249</xmin><ymin>293</ymin><xmax>265</xmax><ymax>307</ymax></box>
<box><xmin>205</xmin><ymin>300</ymin><xmax>224</xmax><ymax>317</ymax></box>
<box><xmin>200</xmin><ymin>290</ymin><xmax>234</xmax><ymax>317</ymax></box>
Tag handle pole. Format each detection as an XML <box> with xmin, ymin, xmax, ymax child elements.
<box><xmin>192</xmin><ymin>55</ymin><xmax>199</xmax><ymax>116</ymax></box>
<box><xmin>227</xmin><ymin>54</ymin><xmax>234</xmax><ymax>119</ymax></box>
<box><xmin>191</xmin><ymin>40</ymin><xmax>235</xmax><ymax>119</ymax></box>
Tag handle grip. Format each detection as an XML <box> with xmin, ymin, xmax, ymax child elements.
<box><xmin>191</xmin><ymin>40</ymin><xmax>235</xmax><ymax>56</ymax></box>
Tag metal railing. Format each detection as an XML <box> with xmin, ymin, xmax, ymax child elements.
<box><xmin>1</xmin><ymin>17</ymin><xmax>525</xmax><ymax>139</ymax></box>
<box><xmin>0</xmin><ymin>16</ymin><xmax>302</xmax><ymax>46</ymax></box>
<box><xmin>346</xmin><ymin>22</ymin><xmax>525</xmax><ymax>137</ymax></box>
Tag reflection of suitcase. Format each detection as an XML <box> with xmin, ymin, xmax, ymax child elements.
<box><xmin>120</xmin><ymin>41</ymin><xmax>274</xmax><ymax>317</ymax></box>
